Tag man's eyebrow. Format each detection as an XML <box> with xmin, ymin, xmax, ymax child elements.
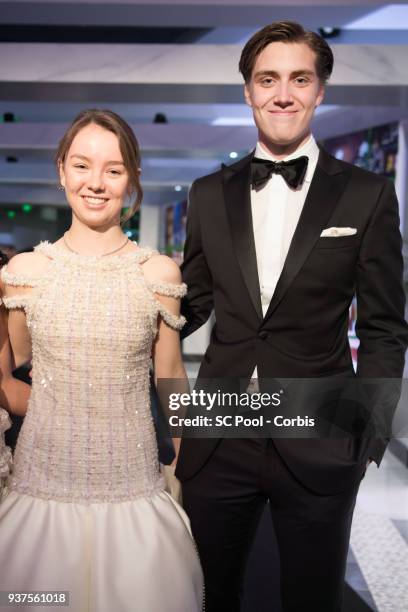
<box><xmin>291</xmin><ymin>70</ymin><xmax>315</xmax><ymax>78</ymax></box>
<box><xmin>253</xmin><ymin>69</ymin><xmax>316</xmax><ymax>79</ymax></box>
<box><xmin>253</xmin><ymin>70</ymin><xmax>277</xmax><ymax>79</ymax></box>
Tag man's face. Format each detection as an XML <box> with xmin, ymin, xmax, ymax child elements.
<box><xmin>244</xmin><ymin>41</ymin><xmax>325</xmax><ymax>157</ymax></box>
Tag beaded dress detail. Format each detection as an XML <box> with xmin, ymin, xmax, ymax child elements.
<box><xmin>2</xmin><ymin>241</ymin><xmax>186</xmax><ymax>504</ymax></box>
<box><xmin>0</xmin><ymin>241</ymin><xmax>203</xmax><ymax>612</ymax></box>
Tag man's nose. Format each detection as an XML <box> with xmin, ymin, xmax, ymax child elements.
<box><xmin>273</xmin><ymin>82</ymin><xmax>293</xmax><ymax>106</ymax></box>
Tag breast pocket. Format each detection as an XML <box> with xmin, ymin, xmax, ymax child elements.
<box><xmin>314</xmin><ymin>236</ymin><xmax>358</xmax><ymax>250</ymax></box>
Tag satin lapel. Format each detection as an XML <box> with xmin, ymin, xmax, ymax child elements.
<box><xmin>222</xmin><ymin>153</ymin><xmax>263</xmax><ymax>321</ymax></box>
<box><xmin>263</xmin><ymin>148</ymin><xmax>351</xmax><ymax>322</ymax></box>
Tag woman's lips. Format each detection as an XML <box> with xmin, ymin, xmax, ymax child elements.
<box><xmin>81</xmin><ymin>195</ymin><xmax>109</xmax><ymax>207</ymax></box>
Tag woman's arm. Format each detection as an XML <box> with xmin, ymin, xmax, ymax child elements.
<box><xmin>144</xmin><ymin>255</ymin><xmax>189</xmax><ymax>464</ymax></box>
<box><xmin>2</xmin><ymin>252</ymin><xmax>39</xmax><ymax>369</ymax></box>
<box><xmin>0</xmin><ymin>304</ymin><xmax>30</xmax><ymax>416</ymax></box>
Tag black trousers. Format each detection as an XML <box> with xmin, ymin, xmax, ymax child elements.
<box><xmin>182</xmin><ymin>438</ymin><xmax>360</xmax><ymax>612</ymax></box>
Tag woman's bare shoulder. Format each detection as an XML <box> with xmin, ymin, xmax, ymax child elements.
<box><xmin>141</xmin><ymin>253</ymin><xmax>182</xmax><ymax>285</ymax></box>
<box><xmin>5</xmin><ymin>251</ymin><xmax>51</xmax><ymax>277</ymax></box>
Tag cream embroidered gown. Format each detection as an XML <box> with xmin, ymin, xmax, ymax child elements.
<box><xmin>0</xmin><ymin>242</ymin><xmax>203</xmax><ymax>612</ymax></box>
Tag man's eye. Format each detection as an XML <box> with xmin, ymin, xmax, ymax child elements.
<box><xmin>295</xmin><ymin>77</ymin><xmax>308</xmax><ymax>84</ymax></box>
<box><xmin>261</xmin><ymin>78</ymin><xmax>274</xmax><ymax>85</ymax></box>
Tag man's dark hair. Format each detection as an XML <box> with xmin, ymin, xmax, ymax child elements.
<box><xmin>239</xmin><ymin>20</ymin><xmax>334</xmax><ymax>84</ymax></box>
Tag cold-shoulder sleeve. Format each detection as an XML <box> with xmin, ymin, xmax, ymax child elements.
<box><xmin>146</xmin><ymin>279</ymin><xmax>187</xmax><ymax>330</ymax></box>
<box><xmin>0</xmin><ymin>265</ymin><xmax>40</xmax><ymax>310</ymax></box>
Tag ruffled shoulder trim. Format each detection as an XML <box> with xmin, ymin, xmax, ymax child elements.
<box><xmin>0</xmin><ymin>265</ymin><xmax>41</xmax><ymax>288</ymax></box>
<box><xmin>34</xmin><ymin>241</ymin><xmax>54</xmax><ymax>258</ymax></box>
<box><xmin>157</xmin><ymin>307</ymin><xmax>186</xmax><ymax>331</ymax></box>
<box><xmin>1</xmin><ymin>295</ymin><xmax>32</xmax><ymax>310</ymax></box>
<box><xmin>147</xmin><ymin>280</ymin><xmax>187</xmax><ymax>299</ymax></box>
<box><xmin>136</xmin><ymin>248</ymin><xmax>160</xmax><ymax>264</ymax></box>
<box><xmin>143</xmin><ymin>274</ymin><xmax>187</xmax><ymax>330</ymax></box>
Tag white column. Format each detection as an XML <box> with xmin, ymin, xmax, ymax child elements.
<box><xmin>139</xmin><ymin>204</ymin><xmax>160</xmax><ymax>250</ymax></box>
<box><xmin>396</xmin><ymin>120</ymin><xmax>407</xmax><ymax>237</ymax></box>
<box><xmin>182</xmin><ymin>317</ymin><xmax>213</xmax><ymax>358</ymax></box>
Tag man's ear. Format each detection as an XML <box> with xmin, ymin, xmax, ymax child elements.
<box><xmin>315</xmin><ymin>84</ymin><xmax>325</xmax><ymax>108</ymax></box>
<box><xmin>244</xmin><ymin>83</ymin><xmax>253</xmax><ymax>108</ymax></box>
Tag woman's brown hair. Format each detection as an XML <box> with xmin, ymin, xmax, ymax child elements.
<box><xmin>56</xmin><ymin>109</ymin><xmax>143</xmax><ymax>224</ymax></box>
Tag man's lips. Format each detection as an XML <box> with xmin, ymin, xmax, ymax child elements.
<box><xmin>268</xmin><ymin>110</ymin><xmax>298</xmax><ymax>116</ymax></box>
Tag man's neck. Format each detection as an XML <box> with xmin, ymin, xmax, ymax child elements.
<box><xmin>258</xmin><ymin>133</ymin><xmax>313</xmax><ymax>161</ymax></box>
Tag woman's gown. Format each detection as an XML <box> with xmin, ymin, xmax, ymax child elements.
<box><xmin>0</xmin><ymin>241</ymin><xmax>203</xmax><ymax>612</ymax></box>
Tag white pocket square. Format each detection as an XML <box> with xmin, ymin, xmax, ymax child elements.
<box><xmin>320</xmin><ymin>227</ymin><xmax>357</xmax><ymax>238</ymax></box>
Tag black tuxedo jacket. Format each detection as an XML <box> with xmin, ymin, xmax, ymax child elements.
<box><xmin>176</xmin><ymin>146</ymin><xmax>408</xmax><ymax>494</ymax></box>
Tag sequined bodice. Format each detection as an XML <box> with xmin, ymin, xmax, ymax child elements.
<box><xmin>1</xmin><ymin>242</ymin><xmax>186</xmax><ymax>504</ymax></box>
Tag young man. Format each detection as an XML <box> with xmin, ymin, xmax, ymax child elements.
<box><xmin>176</xmin><ymin>21</ymin><xmax>408</xmax><ymax>612</ymax></box>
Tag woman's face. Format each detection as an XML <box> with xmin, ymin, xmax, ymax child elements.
<box><xmin>59</xmin><ymin>123</ymin><xmax>130</xmax><ymax>230</ymax></box>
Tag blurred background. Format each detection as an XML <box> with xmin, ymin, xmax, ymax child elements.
<box><xmin>0</xmin><ymin>1</ymin><xmax>407</xmax><ymax>610</ymax></box>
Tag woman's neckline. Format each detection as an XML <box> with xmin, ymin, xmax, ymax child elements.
<box><xmin>48</xmin><ymin>240</ymin><xmax>143</xmax><ymax>259</ymax></box>
<box><xmin>34</xmin><ymin>240</ymin><xmax>157</xmax><ymax>267</ymax></box>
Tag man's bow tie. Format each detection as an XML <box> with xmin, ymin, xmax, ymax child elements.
<box><xmin>250</xmin><ymin>155</ymin><xmax>308</xmax><ymax>190</ymax></box>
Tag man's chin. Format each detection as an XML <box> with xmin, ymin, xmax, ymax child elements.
<box><xmin>260</xmin><ymin>129</ymin><xmax>310</xmax><ymax>151</ymax></box>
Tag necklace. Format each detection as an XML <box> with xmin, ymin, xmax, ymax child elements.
<box><xmin>63</xmin><ymin>232</ymin><xmax>129</xmax><ymax>257</ymax></box>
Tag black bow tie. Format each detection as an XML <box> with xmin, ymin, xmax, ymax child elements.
<box><xmin>251</xmin><ymin>155</ymin><xmax>308</xmax><ymax>190</ymax></box>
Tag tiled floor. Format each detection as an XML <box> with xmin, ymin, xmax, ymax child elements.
<box><xmin>348</xmin><ymin>450</ymin><xmax>408</xmax><ymax>611</ymax></box>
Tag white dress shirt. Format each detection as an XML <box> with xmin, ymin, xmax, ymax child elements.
<box><xmin>250</xmin><ymin>135</ymin><xmax>320</xmax><ymax>379</ymax></box>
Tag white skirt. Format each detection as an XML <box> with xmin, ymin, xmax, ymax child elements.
<box><xmin>0</xmin><ymin>489</ymin><xmax>203</xmax><ymax>612</ymax></box>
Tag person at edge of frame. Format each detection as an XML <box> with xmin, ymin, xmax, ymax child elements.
<box><xmin>0</xmin><ymin>249</ymin><xmax>30</xmax><ymax>498</ymax></box>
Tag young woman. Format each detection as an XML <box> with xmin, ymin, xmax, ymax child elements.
<box><xmin>0</xmin><ymin>110</ymin><xmax>203</xmax><ymax>611</ymax></box>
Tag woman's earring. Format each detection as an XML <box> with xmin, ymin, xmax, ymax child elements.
<box><xmin>58</xmin><ymin>184</ymin><xmax>65</xmax><ymax>191</ymax></box>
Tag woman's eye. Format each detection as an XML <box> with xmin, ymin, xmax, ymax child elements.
<box><xmin>108</xmin><ymin>169</ymin><xmax>121</xmax><ymax>175</ymax></box>
<box><xmin>74</xmin><ymin>164</ymin><xmax>87</xmax><ymax>169</ymax></box>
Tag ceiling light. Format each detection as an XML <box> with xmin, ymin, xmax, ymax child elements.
<box><xmin>318</xmin><ymin>27</ymin><xmax>341</xmax><ymax>39</ymax></box>
<box><xmin>212</xmin><ymin>117</ymin><xmax>254</xmax><ymax>126</ymax></box>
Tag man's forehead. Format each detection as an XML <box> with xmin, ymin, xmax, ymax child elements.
<box><xmin>254</xmin><ymin>41</ymin><xmax>317</xmax><ymax>68</ymax></box>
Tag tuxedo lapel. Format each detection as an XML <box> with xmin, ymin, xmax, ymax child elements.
<box><xmin>263</xmin><ymin>147</ymin><xmax>352</xmax><ymax>322</ymax></box>
<box><xmin>222</xmin><ymin>153</ymin><xmax>263</xmax><ymax>321</ymax></box>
